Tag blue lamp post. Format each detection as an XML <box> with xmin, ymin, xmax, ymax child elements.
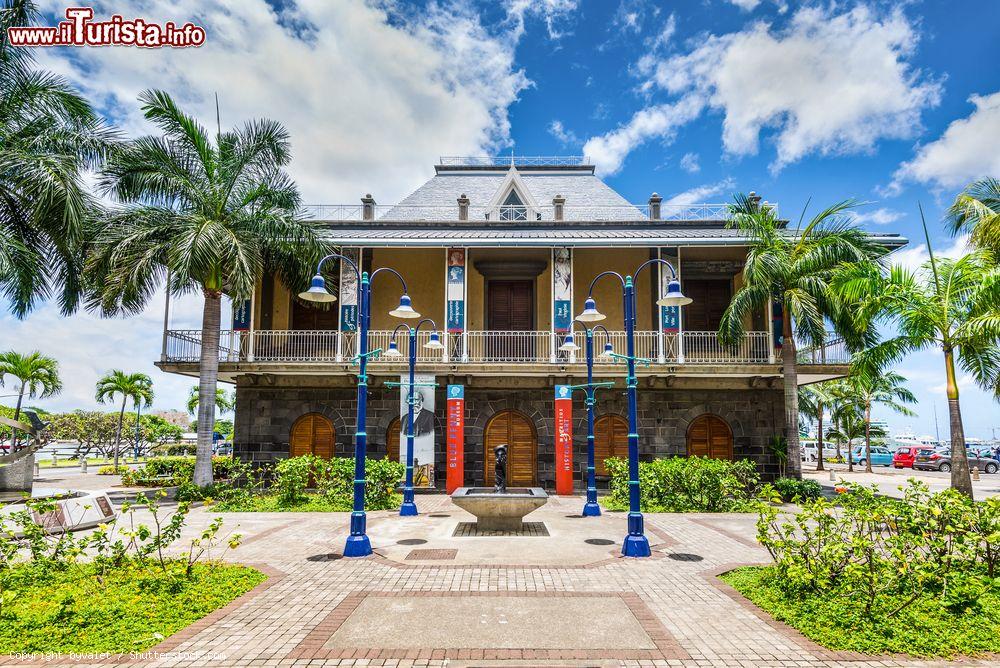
<box><xmin>578</xmin><ymin>260</ymin><xmax>691</xmax><ymax>557</ymax></box>
<box><xmin>383</xmin><ymin>319</ymin><xmax>444</xmax><ymax>516</ymax></box>
<box><xmin>558</xmin><ymin>322</ymin><xmax>615</xmax><ymax>517</ymax></box>
<box><xmin>299</xmin><ymin>253</ymin><xmax>420</xmax><ymax>557</ymax></box>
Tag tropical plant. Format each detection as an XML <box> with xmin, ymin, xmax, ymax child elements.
<box><xmin>825</xmin><ymin>404</ymin><xmax>867</xmax><ymax>470</ymax></box>
<box><xmin>95</xmin><ymin>370</ymin><xmax>153</xmax><ymax>469</ymax></box>
<box><xmin>186</xmin><ymin>386</ymin><xmax>233</xmax><ymax>416</ymax></box>
<box><xmin>836</xmin><ymin>219</ymin><xmax>1000</xmax><ymax>497</ymax></box>
<box><xmin>798</xmin><ymin>382</ymin><xmax>837</xmax><ymax>471</ymax></box>
<box><xmin>947</xmin><ymin>177</ymin><xmax>1000</xmax><ymax>258</ymax></box>
<box><xmin>85</xmin><ymin>89</ymin><xmax>328</xmax><ymax>486</ymax></box>
<box><xmin>844</xmin><ymin>370</ymin><xmax>916</xmax><ymax>472</ymax></box>
<box><xmin>0</xmin><ymin>350</ymin><xmax>61</xmax><ymax>449</ymax></box>
<box><xmin>719</xmin><ymin>194</ymin><xmax>883</xmax><ymax>477</ymax></box>
<box><xmin>0</xmin><ymin>0</ymin><xmax>116</xmax><ymax>316</ymax></box>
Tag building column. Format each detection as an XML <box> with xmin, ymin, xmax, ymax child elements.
<box><xmin>552</xmin><ymin>247</ymin><xmax>572</xmax><ymax>363</ymax></box>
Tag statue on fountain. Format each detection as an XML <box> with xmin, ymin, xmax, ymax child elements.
<box><xmin>493</xmin><ymin>444</ymin><xmax>508</xmax><ymax>494</ymax></box>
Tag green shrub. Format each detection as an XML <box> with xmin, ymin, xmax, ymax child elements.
<box><xmin>121</xmin><ymin>456</ymin><xmax>238</xmax><ymax>487</ymax></box>
<box><xmin>239</xmin><ymin>456</ymin><xmax>403</xmax><ymax>511</ymax></box>
<box><xmin>274</xmin><ymin>456</ymin><xmax>314</xmax><ymax>504</ymax></box>
<box><xmin>605</xmin><ymin>456</ymin><xmax>760</xmax><ymax>512</ymax></box>
<box><xmin>771</xmin><ymin>477</ymin><xmax>823</xmax><ymax>502</ymax></box>
<box><xmin>96</xmin><ymin>465</ymin><xmax>129</xmax><ymax>475</ymax></box>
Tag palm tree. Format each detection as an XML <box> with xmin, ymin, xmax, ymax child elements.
<box><xmin>844</xmin><ymin>371</ymin><xmax>916</xmax><ymax>473</ymax></box>
<box><xmin>186</xmin><ymin>386</ymin><xmax>234</xmax><ymax>416</ymax></box>
<box><xmin>836</xmin><ymin>219</ymin><xmax>1000</xmax><ymax>497</ymax></box>
<box><xmin>719</xmin><ymin>194</ymin><xmax>883</xmax><ymax>477</ymax></box>
<box><xmin>0</xmin><ymin>0</ymin><xmax>116</xmax><ymax>317</ymax></box>
<box><xmin>0</xmin><ymin>350</ymin><xmax>61</xmax><ymax>449</ymax></box>
<box><xmin>95</xmin><ymin>370</ymin><xmax>153</xmax><ymax>469</ymax></box>
<box><xmin>85</xmin><ymin>90</ymin><xmax>327</xmax><ymax>486</ymax></box>
<box><xmin>947</xmin><ymin>178</ymin><xmax>1000</xmax><ymax>258</ymax></box>
<box><xmin>798</xmin><ymin>383</ymin><xmax>836</xmax><ymax>471</ymax></box>
<box><xmin>826</xmin><ymin>407</ymin><xmax>887</xmax><ymax>464</ymax></box>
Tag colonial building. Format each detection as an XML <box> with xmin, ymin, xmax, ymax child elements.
<box><xmin>157</xmin><ymin>156</ymin><xmax>905</xmax><ymax>487</ymax></box>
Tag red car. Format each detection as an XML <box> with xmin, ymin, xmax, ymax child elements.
<box><xmin>893</xmin><ymin>446</ymin><xmax>922</xmax><ymax>468</ymax></box>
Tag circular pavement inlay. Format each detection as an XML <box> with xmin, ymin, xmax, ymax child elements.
<box><xmin>428</xmin><ymin>513</ymin><xmax>451</xmax><ymax>518</ymax></box>
<box><xmin>306</xmin><ymin>553</ymin><xmax>343</xmax><ymax>562</ymax></box>
<box><xmin>584</xmin><ymin>538</ymin><xmax>615</xmax><ymax>546</ymax></box>
<box><xmin>667</xmin><ymin>552</ymin><xmax>704</xmax><ymax>562</ymax></box>
<box><xmin>397</xmin><ymin>538</ymin><xmax>428</xmax><ymax>545</ymax></box>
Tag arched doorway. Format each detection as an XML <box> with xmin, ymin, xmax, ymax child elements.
<box><xmin>484</xmin><ymin>410</ymin><xmax>537</xmax><ymax>486</ymax></box>
<box><xmin>594</xmin><ymin>414</ymin><xmax>628</xmax><ymax>476</ymax></box>
<box><xmin>289</xmin><ymin>413</ymin><xmax>335</xmax><ymax>458</ymax></box>
<box><xmin>385</xmin><ymin>417</ymin><xmax>400</xmax><ymax>462</ymax></box>
<box><xmin>686</xmin><ymin>414</ymin><xmax>733</xmax><ymax>460</ymax></box>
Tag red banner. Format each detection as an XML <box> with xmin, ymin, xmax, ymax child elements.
<box><xmin>554</xmin><ymin>385</ymin><xmax>573</xmax><ymax>495</ymax></box>
<box><xmin>446</xmin><ymin>385</ymin><xmax>465</xmax><ymax>494</ymax></box>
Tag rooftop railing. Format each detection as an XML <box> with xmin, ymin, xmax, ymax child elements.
<box><xmin>437</xmin><ymin>156</ymin><xmax>590</xmax><ymax>167</ymax></box>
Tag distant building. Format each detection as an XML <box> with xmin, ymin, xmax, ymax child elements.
<box><xmin>152</xmin><ymin>409</ymin><xmax>192</xmax><ymax>429</ymax></box>
<box><xmin>157</xmin><ymin>155</ymin><xmax>906</xmax><ymax>485</ymax></box>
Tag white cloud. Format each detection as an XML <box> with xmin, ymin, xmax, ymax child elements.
<box><xmin>679</xmin><ymin>152</ymin><xmax>700</xmax><ymax>173</ymax></box>
<box><xmin>853</xmin><ymin>207</ymin><xmax>903</xmax><ymax>225</ymax></box>
<box><xmin>728</xmin><ymin>0</ymin><xmax>762</xmax><ymax>10</ymax></box>
<box><xmin>891</xmin><ymin>233</ymin><xmax>972</xmax><ymax>271</ymax></box>
<box><xmin>892</xmin><ymin>91</ymin><xmax>1000</xmax><ymax>190</ymax></box>
<box><xmin>665</xmin><ymin>177</ymin><xmax>735</xmax><ymax>206</ymax></box>
<box><xmin>587</xmin><ymin>5</ymin><xmax>940</xmax><ymax>174</ymax></box>
<box><xmin>547</xmin><ymin>120</ymin><xmax>580</xmax><ymax>146</ymax></box>
<box><xmin>506</xmin><ymin>0</ymin><xmax>579</xmax><ymax>40</ymax></box>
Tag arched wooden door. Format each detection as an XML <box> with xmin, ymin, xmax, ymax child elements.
<box><xmin>594</xmin><ymin>415</ymin><xmax>629</xmax><ymax>476</ymax></box>
<box><xmin>289</xmin><ymin>413</ymin><xmax>335</xmax><ymax>458</ymax></box>
<box><xmin>686</xmin><ymin>414</ymin><xmax>733</xmax><ymax>460</ymax></box>
<box><xmin>484</xmin><ymin>410</ymin><xmax>537</xmax><ymax>486</ymax></box>
<box><xmin>386</xmin><ymin>417</ymin><xmax>400</xmax><ymax>462</ymax></box>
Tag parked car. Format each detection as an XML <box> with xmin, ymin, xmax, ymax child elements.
<box><xmin>852</xmin><ymin>445</ymin><xmax>893</xmax><ymax>467</ymax></box>
<box><xmin>893</xmin><ymin>445</ymin><xmax>923</xmax><ymax>469</ymax></box>
<box><xmin>913</xmin><ymin>449</ymin><xmax>999</xmax><ymax>473</ymax></box>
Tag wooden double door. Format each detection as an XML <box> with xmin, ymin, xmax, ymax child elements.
<box><xmin>594</xmin><ymin>415</ymin><xmax>629</xmax><ymax>476</ymax></box>
<box><xmin>686</xmin><ymin>414</ymin><xmax>733</xmax><ymax>460</ymax></box>
<box><xmin>290</xmin><ymin>413</ymin><xmax>335</xmax><ymax>458</ymax></box>
<box><xmin>486</xmin><ymin>280</ymin><xmax>535</xmax><ymax>360</ymax></box>
<box><xmin>484</xmin><ymin>410</ymin><xmax>537</xmax><ymax>487</ymax></box>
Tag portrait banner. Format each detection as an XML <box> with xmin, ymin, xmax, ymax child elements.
<box><xmin>339</xmin><ymin>248</ymin><xmax>360</xmax><ymax>331</ymax></box>
<box><xmin>399</xmin><ymin>373</ymin><xmax>436</xmax><ymax>487</ymax></box>
<box><xmin>446</xmin><ymin>248</ymin><xmax>465</xmax><ymax>333</ymax></box>
<box><xmin>553</xmin><ymin>248</ymin><xmax>572</xmax><ymax>333</ymax></box>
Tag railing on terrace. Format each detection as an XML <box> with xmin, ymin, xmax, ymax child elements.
<box><xmin>795</xmin><ymin>336</ymin><xmax>850</xmax><ymax>365</ymax></box>
<box><xmin>163</xmin><ymin>329</ymin><xmax>804</xmax><ymax>367</ymax></box>
<box><xmin>438</xmin><ymin>156</ymin><xmax>590</xmax><ymax>167</ymax></box>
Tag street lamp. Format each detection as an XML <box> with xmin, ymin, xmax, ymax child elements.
<box><xmin>384</xmin><ymin>319</ymin><xmax>443</xmax><ymax>516</ymax></box>
<box><xmin>559</xmin><ymin>322</ymin><xmax>615</xmax><ymax>517</ymax></box>
<box><xmin>299</xmin><ymin>254</ymin><xmax>419</xmax><ymax>557</ymax></box>
<box><xmin>579</xmin><ymin>260</ymin><xmax>691</xmax><ymax>557</ymax></box>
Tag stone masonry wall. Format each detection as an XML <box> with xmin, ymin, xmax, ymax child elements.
<box><xmin>234</xmin><ymin>383</ymin><xmax>788</xmax><ymax>488</ymax></box>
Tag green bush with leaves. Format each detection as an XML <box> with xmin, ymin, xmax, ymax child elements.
<box><xmin>605</xmin><ymin>456</ymin><xmax>760</xmax><ymax>512</ymax></box>
<box><xmin>121</xmin><ymin>456</ymin><xmax>239</xmax><ymax>487</ymax></box>
<box><xmin>96</xmin><ymin>464</ymin><xmax>129</xmax><ymax>475</ymax></box>
<box><xmin>771</xmin><ymin>477</ymin><xmax>823</xmax><ymax>503</ymax></box>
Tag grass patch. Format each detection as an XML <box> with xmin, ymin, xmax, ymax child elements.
<box><xmin>721</xmin><ymin>565</ymin><xmax>1000</xmax><ymax>657</ymax></box>
<box><xmin>0</xmin><ymin>560</ymin><xmax>265</xmax><ymax>654</ymax></box>
<box><xmin>212</xmin><ymin>492</ymin><xmax>401</xmax><ymax>513</ymax></box>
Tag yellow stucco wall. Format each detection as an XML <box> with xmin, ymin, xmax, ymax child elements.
<box><xmin>466</xmin><ymin>248</ymin><xmax>551</xmax><ymax>330</ymax></box>
<box><xmin>272</xmin><ymin>276</ymin><xmax>291</xmax><ymax>330</ymax></box>
<box><xmin>573</xmin><ymin>248</ymin><xmax>655</xmax><ymax>330</ymax></box>
<box><xmin>369</xmin><ymin>248</ymin><xmax>445</xmax><ymax>330</ymax></box>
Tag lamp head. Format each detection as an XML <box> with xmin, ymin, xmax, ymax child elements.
<box><xmin>558</xmin><ymin>332</ymin><xmax>580</xmax><ymax>352</ymax></box>
<box><xmin>389</xmin><ymin>294</ymin><xmax>420</xmax><ymax>319</ymax></box>
<box><xmin>383</xmin><ymin>339</ymin><xmax>402</xmax><ymax>358</ymax></box>
<box><xmin>298</xmin><ymin>274</ymin><xmax>337</xmax><ymax>303</ymax></box>
<box><xmin>576</xmin><ymin>297</ymin><xmax>606</xmax><ymax>322</ymax></box>
<box><xmin>657</xmin><ymin>279</ymin><xmax>692</xmax><ymax>307</ymax></box>
<box><xmin>600</xmin><ymin>341</ymin><xmax>614</xmax><ymax>358</ymax></box>
<box><xmin>424</xmin><ymin>331</ymin><xmax>445</xmax><ymax>349</ymax></box>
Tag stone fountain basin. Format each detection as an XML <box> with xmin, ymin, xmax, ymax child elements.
<box><xmin>450</xmin><ymin>487</ymin><xmax>548</xmax><ymax>531</ymax></box>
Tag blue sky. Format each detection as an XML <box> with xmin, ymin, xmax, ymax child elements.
<box><xmin>3</xmin><ymin>0</ymin><xmax>1000</xmax><ymax>439</ymax></box>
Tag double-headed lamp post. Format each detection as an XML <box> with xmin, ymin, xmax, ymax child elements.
<box><xmin>299</xmin><ymin>253</ymin><xmax>420</xmax><ymax>557</ymax></box>
<box><xmin>384</xmin><ymin>319</ymin><xmax>444</xmax><ymax>516</ymax></box>
<box><xmin>578</xmin><ymin>259</ymin><xmax>691</xmax><ymax>557</ymax></box>
<box><xmin>558</xmin><ymin>322</ymin><xmax>615</xmax><ymax>517</ymax></box>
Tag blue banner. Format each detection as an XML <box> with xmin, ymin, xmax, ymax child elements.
<box><xmin>232</xmin><ymin>299</ymin><xmax>252</xmax><ymax>331</ymax></box>
<box><xmin>340</xmin><ymin>305</ymin><xmax>357</xmax><ymax>332</ymax></box>
<box><xmin>660</xmin><ymin>305</ymin><xmax>679</xmax><ymax>333</ymax></box>
<box><xmin>554</xmin><ymin>300</ymin><xmax>571</xmax><ymax>333</ymax></box>
<box><xmin>447</xmin><ymin>384</ymin><xmax>464</xmax><ymax>400</ymax></box>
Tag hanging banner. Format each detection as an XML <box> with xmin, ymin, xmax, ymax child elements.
<box><xmin>232</xmin><ymin>299</ymin><xmax>252</xmax><ymax>331</ymax></box>
<box><xmin>554</xmin><ymin>385</ymin><xmax>573</xmax><ymax>495</ymax></box>
<box><xmin>399</xmin><ymin>373</ymin><xmax>436</xmax><ymax>487</ymax></box>
<box><xmin>772</xmin><ymin>301</ymin><xmax>784</xmax><ymax>349</ymax></box>
<box><xmin>660</xmin><ymin>247</ymin><xmax>679</xmax><ymax>333</ymax></box>
<box><xmin>445</xmin><ymin>385</ymin><xmax>465</xmax><ymax>494</ymax></box>
<box><xmin>446</xmin><ymin>248</ymin><xmax>465</xmax><ymax>333</ymax></box>
<box><xmin>553</xmin><ymin>248</ymin><xmax>572</xmax><ymax>333</ymax></box>
<box><xmin>399</xmin><ymin>374</ymin><xmax>434</xmax><ymax>487</ymax></box>
<box><xmin>339</xmin><ymin>248</ymin><xmax>360</xmax><ymax>331</ymax></box>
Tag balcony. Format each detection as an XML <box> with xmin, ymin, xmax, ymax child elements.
<box><xmin>161</xmin><ymin>329</ymin><xmax>848</xmax><ymax>368</ymax></box>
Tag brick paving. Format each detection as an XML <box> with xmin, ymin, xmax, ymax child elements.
<box><xmin>5</xmin><ymin>493</ymin><xmax>996</xmax><ymax>667</ymax></box>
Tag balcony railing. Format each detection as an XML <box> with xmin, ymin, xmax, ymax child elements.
<box><xmin>162</xmin><ymin>329</ymin><xmax>814</xmax><ymax>367</ymax></box>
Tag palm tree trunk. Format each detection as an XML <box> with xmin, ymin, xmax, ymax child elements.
<box><xmin>864</xmin><ymin>402</ymin><xmax>872</xmax><ymax>473</ymax></box>
<box><xmin>781</xmin><ymin>316</ymin><xmax>801</xmax><ymax>478</ymax></box>
<box><xmin>816</xmin><ymin>402</ymin><xmax>825</xmax><ymax>471</ymax></box>
<box><xmin>194</xmin><ymin>290</ymin><xmax>222</xmax><ymax>487</ymax></box>
<box><xmin>944</xmin><ymin>348</ymin><xmax>973</xmax><ymax>498</ymax></box>
<box><xmin>114</xmin><ymin>398</ymin><xmax>126</xmax><ymax>469</ymax></box>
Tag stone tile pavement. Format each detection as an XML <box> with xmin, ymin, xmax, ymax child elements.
<box><xmin>4</xmin><ymin>493</ymin><xmax>996</xmax><ymax>668</ymax></box>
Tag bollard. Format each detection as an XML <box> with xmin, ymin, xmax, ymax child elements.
<box><xmin>80</xmin><ymin>459</ymin><xmax>88</xmax><ymax>474</ymax></box>
<box><xmin>51</xmin><ymin>454</ymin><xmax>57</xmax><ymax>467</ymax></box>
<box><xmin>33</xmin><ymin>462</ymin><xmax>39</xmax><ymax>477</ymax></box>
<box><xmin>972</xmin><ymin>466</ymin><xmax>980</xmax><ymax>481</ymax></box>
<box><xmin>829</xmin><ymin>469</ymin><xmax>836</xmax><ymax>482</ymax></box>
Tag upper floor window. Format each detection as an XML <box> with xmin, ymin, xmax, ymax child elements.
<box><xmin>500</xmin><ymin>190</ymin><xmax>527</xmax><ymax>221</ymax></box>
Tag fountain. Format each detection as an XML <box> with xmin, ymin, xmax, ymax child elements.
<box><xmin>450</xmin><ymin>445</ymin><xmax>548</xmax><ymax>531</ymax></box>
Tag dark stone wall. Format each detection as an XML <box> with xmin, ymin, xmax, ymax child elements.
<box><xmin>234</xmin><ymin>383</ymin><xmax>788</xmax><ymax>488</ymax></box>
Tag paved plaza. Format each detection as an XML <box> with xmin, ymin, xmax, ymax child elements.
<box><xmin>8</xmin><ymin>488</ymin><xmax>998</xmax><ymax>668</ymax></box>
